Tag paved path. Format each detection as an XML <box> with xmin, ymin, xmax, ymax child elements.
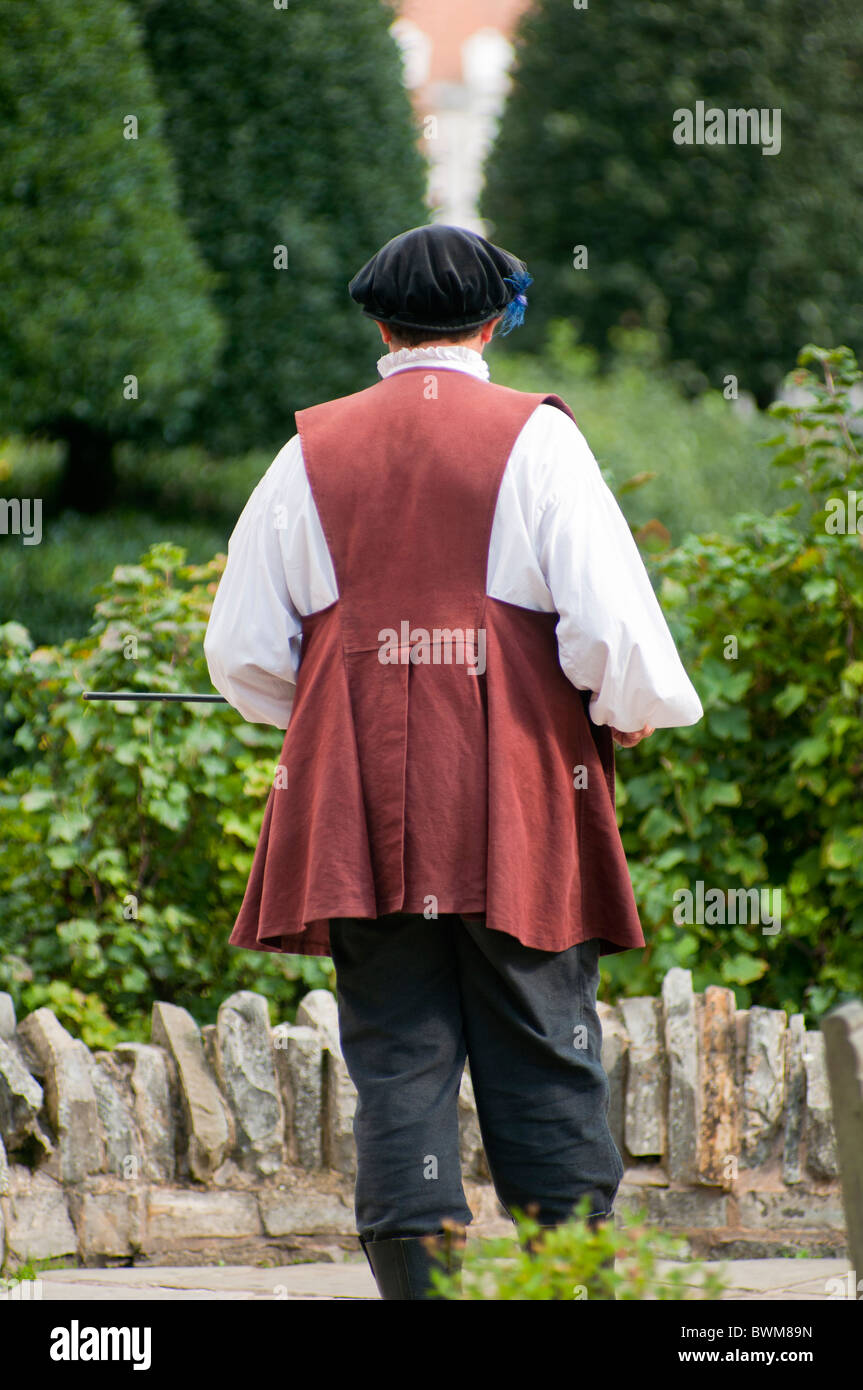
<box><xmin>22</xmin><ymin>1256</ymin><xmax>854</xmax><ymax>1301</ymax></box>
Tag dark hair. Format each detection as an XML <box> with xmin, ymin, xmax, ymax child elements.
<box><xmin>386</xmin><ymin>317</ymin><xmax>499</xmax><ymax>349</ymax></box>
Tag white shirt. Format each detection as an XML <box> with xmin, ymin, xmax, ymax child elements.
<box><xmin>204</xmin><ymin>345</ymin><xmax>703</xmax><ymax>733</ymax></box>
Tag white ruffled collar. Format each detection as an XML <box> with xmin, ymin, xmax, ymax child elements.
<box><xmin>377</xmin><ymin>344</ymin><xmax>490</xmax><ymax>382</ymax></box>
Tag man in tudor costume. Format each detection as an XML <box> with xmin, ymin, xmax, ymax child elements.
<box><xmin>204</xmin><ymin>224</ymin><xmax>703</xmax><ymax>1300</ymax></box>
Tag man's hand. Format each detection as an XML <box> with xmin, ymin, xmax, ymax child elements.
<box><xmin>610</xmin><ymin>723</ymin><xmax>655</xmax><ymax>747</ymax></box>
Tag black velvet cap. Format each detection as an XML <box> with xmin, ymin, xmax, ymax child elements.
<box><xmin>348</xmin><ymin>224</ymin><xmax>529</xmax><ymax>333</ymax></box>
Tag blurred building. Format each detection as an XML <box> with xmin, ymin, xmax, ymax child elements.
<box><xmin>390</xmin><ymin>0</ymin><xmax>532</xmax><ymax>234</ymax></box>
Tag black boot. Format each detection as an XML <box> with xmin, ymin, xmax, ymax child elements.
<box><xmin>360</xmin><ymin>1226</ymin><xmax>466</xmax><ymax>1300</ymax></box>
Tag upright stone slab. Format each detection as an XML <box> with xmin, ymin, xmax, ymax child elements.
<box><xmin>619</xmin><ymin>997</ymin><xmax>666</xmax><ymax>1158</ymax></box>
<box><xmin>322</xmin><ymin>1041</ymin><xmax>357</xmax><ymax>1178</ymax></box>
<box><xmin>698</xmin><ymin>986</ymin><xmax>738</xmax><ymax>1187</ymax></box>
<box><xmin>0</xmin><ymin>1132</ymin><xmax>9</xmax><ymax>1195</ymax></box>
<box><xmin>741</xmin><ymin>1006</ymin><xmax>786</xmax><ymax>1168</ymax></box>
<box><xmin>734</xmin><ymin>1009</ymin><xmax>749</xmax><ymax>1094</ymax></box>
<box><xmin>295</xmin><ymin>990</ymin><xmax>341</xmax><ymax>1054</ymax></box>
<box><xmin>114</xmin><ymin>1042</ymin><xmax>176</xmax><ymax>1182</ymax></box>
<box><xmin>0</xmin><ymin>1036</ymin><xmax>44</xmax><ymax>1151</ymax></box>
<box><xmin>0</xmin><ymin>992</ymin><xmax>16</xmax><ymax>1040</ymax></box>
<box><xmin>820</xmin><ymin>1001</ymin><xmax>863</xmax><ymax>1280</ymax></box>
<box><xmin>215</xmin><ymin>991</ymin><xmax>284</xmax><ymax>1176</ymax></box>
<box><xmin>15</xmin><ymin>1009</ymin><xmax>104</xmax><ymax>1181</ymax></box>
<box><xmin>89</xmin><ymin>1054</ymin><xmax>144</xmax><ymax>1179</ymax></box>
<box><xmin>272</xmin><ymin>1024</ymin><xmax>323</xmax><ymax>1169</ymax></box>
<box><xmin>662</xmin><ymin>969</ymin><xmax>699</xmax><ymax>1182</ymax></box>
<box><xmin>782</xmin><ymin>1015</ymin><xmax>807</xmax><ymax>1185</ymax></box>
<box><xmin>151</xmin><ymin>1001</ymin><xmax>233</xmax><ymax>1181</ymax></box>
<box><xmin>597</xmin><ymin>1002</ymin><xmax>628</xmax><ymax>1159</ymax></box>
<box><xmin>458</xmin><ymin>1067</ymin><xmax>488</xmax><ymax>1181</ymax></box>
<box><xmin>802</xmin><ymin>1030</ymin><xmax>840</xmax><ymax>1178</ymax></box>
<box><xmin>201</xmin><ymin>1025</ymin><xmax>218</xmax><ymax>1075</ymax></box>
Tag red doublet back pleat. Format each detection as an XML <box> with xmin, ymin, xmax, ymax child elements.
<box><xmin>227</xmin><ymin>368</ymin><xmax>645</xmax><ymax>958</ymax></box>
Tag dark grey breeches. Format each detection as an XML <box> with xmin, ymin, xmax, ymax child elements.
<box><xmin>327</xmin><ymin>912</ymin><xmax>624</xmax><ymax>1242</ymax></box>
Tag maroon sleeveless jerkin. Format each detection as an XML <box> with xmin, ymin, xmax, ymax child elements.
<box><xmin>228</xmin><ymin>367</ymin><xmax>646</xmax><ymax>958</ymax></box>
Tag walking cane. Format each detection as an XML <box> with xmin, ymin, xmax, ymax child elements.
<box><xmin>82</xmin><ymin>691</ymin><xmax>228</xmax><ymax>703</ymax></box>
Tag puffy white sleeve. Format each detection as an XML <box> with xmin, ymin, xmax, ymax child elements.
<box><xmin>531</xmin><ymin>407</ymin><xmax>704</xmax><ymax>732</ymax></box>
<box><xmin>203</xmin><ymin>437</ymin><xmax>308</xmax><ymax>729</ymax></box>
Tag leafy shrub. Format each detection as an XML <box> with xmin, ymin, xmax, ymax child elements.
<box><xmin>606</xmin><ymin>344</ymin><xmax>863</xmax><ymax>1024</ymax></box>
<box><xmin>495</xmin><ymin>321</ymin><xmax>787</xmax><ymax>543</ymax></box>
<box><xmin>0</xmin><ymin>506</ymin><xmax>229</xmax><ymax>650</ymax></box>
<box><xmin>427</xmin><ymin>1196</ymin><xmax>729</xmax><ymax>1300</ymax></box>
<box><xmin>0</xmin><ymin>543</ymin><xmax>332</xmax><ymax>1046</ymax></box>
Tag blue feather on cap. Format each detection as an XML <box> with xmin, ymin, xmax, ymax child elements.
<box><xmin>497</xmin><ymin>270</ymin><xmax>533</xmax><ymax>336</ymax></box>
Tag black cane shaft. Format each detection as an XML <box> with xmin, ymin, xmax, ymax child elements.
<box><xmin>82</xmin><ymin>691</ymin><xmax>229</xmax><ymax>703</ymax></box>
